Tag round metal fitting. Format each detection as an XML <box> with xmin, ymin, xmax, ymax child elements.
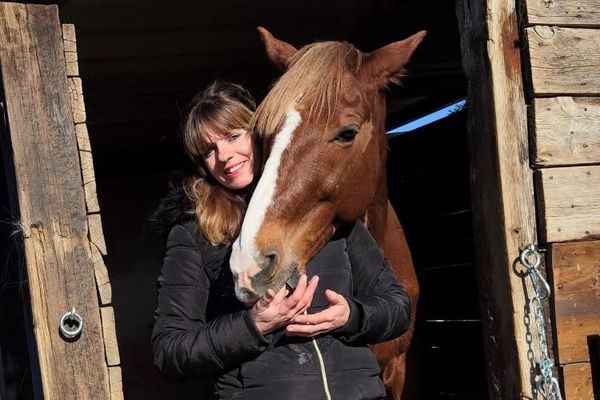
<box><xmin>519</xmin><ymin>244</ymin><xmax>541</xmax><ymax>270</ymax></box>
<box><xmin>59</xmin><ymin>307</ymin><xmax>83</xmax><ymax>339</ymax></box>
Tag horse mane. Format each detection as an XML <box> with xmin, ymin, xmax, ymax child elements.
<box><xmin>252</xmin><ymin>41</ymin><xmax>363</xmax><ymax>137</ymax></box>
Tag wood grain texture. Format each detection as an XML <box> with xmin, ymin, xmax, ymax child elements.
<box><xmin>537</xmin><ymin>166</ymin><xmax>600</xmax><ymax>242</ymax></box>
<box><xmin>75</xmin><ymin>123</ymin><xmax>91</xmax><ymax>152</ymax></box>
<box><xmin>0</xmin><ymin>4</ymin><xmax>109</xmax><ymax>398</ymax></box>
<box><xmin>108</xmin><ymin>366</ymin><xmax>124</xmax><ymax>400</ymax></box>
<box><xmin>551</xmin><ymin>241</ymin><xmax>600</xmax><ymax>364</ymax></box>
<box><xmin>90</xmin><ymin>242</ymin><xmax>112</xmax><ymax>305</ymax></box>
<box><xmin>62</xmin><ymin>24</ymin><xmax>78</xmax><ymax>76</ymax></box>
<box><xmin>527</xmin><ymin>26</ymin><xmax>600</xmax><ymax>95</ymax></box>
<box><xmin>525</xmin><ymin>0</ymin><xmax>600</xmax><ymax>27</ymax></box>
<box><xmin>457</xmin><ymin>0</ymin><xmax>538</xmax><ymax>398</ymax></box>
<box><xmin>532</xmin><ymin>97</ymin><xmax>600</xmax><ymax>166</ymax></box>
<box><xmin>100</xmin><ymin>307</ymin><xmax>120</xmax><ymax>366</ymax></box>
<box><xmin>68</xmin><ymin>77</ymin><xmax>86</xmax><ymax>123</ymax></box>
<box><xmin>88</xmin><ymin>213</ymin><xmax>108</xmax><ymax>255</ymax></box>
<box><xmin>561</xmin><ymin>363</ymin><xmax>594</xmax><ymax>400</ymax></box>
<box><xmin>80</xmin><ymin>149</ymin><xmax>100</xmax><ymax>213</ymax></box>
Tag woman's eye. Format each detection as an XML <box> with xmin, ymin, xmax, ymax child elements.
<box><xmin>228</xmin><ymin>134</ymin><xmax>241</xmax><ymax>142</ymax></box>
<box><xmin>203</xmin><ymin>148</ymin><xmax>215</xmax><ymax>158</ymax></box>
<box><xmin>334</xmin><ymin>127</ymin><xmax>359</xmax><ymax>143</ymax></box>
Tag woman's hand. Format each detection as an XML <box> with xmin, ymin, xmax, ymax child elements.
<box><xmin>251</xmin><ymin>274</ymin><xmax>319</xmax><ymax>335</ymax></box>
<box><xmin>285</xmin><ymin>289</ymin><xmax>350</xmax><ymax>337</ymax></box>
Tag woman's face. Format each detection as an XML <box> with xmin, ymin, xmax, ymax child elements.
<box><xmin>203</xmin><ymin>127</ymin><xmax>255</xmax><ymax>190</ymax></box>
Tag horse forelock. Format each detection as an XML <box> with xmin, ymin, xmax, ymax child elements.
<box><xmin>251</xmin><ymin>41</ymin><xmax>363</xmax><ymax>138</ymax></box>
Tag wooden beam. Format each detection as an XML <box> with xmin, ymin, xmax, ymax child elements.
<box><xmin>527</xmin><ymin>26</ymin><xmax>600</xmax><ymax>95</ymax></box>
<box><xmin>561</xmin><ymin>363</ymin><xmax>594</xmax><ymax>400</ymax></box>
<box><xmin>100</xmin><ymin>307</ymin><xmax>120</xmax><ymax>367</ymax></box>
<box><xmin>536</xmin><ymin>166</ymin><xmax>600</xmax><ymax>242</ymax></box>
<box><xmin>525</xmin><ymin>0</ymin><xmax>600</xmax><ymax>27</ymax></box>
<box><xmin>456</xmin><ymin>0</ymin><xmax>538</xmax><ymax>398</ymax></box>
<box><xmin>88</xmin><ymin>213</ymin><xmax>108</xmax><ymax>255</ymax></box>
<box><xmin>90</xmin><ymin>242</ymin><xmax>112</xmax><ymax>305</ymax></box>
<box><xmin>0</xmin><ymin>4</ymin><xmax>109</xmax><ymax>398</ymax></box>
<box><xmin>68</xmin><ymin>77</ymin><xmax>86</xmax><ymax>123</ymax></box>
<box><xmin>551</xmin><ymin>241</ymin><xmax>600</xmax><ymax>364</ymax></box>
<box><xmin>108</xmin><ymin>366</ymin><xmax>124</xmax><ymax>400</ymax></box>
<box><xmin>62</xmin><ymin>24</ymin><xmax>79</xmax><ymax>76</ymax></box>
<box><xmin>531</xmin><ymin>97</ymin><xmax>600</xmax><ymax>167</ymax></box>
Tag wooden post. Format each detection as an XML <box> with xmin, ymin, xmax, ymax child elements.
<box><xmin>0</xmin><ymin>4</ymin><xmax>110</xmax><ymax>398</ymax></box>
<box><xmin>456</xmin><ymin>0</ymin><xmax>540</xmax><ymax>398</ymax></box>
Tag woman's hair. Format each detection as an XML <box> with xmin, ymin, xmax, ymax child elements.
<box><xmin>181</xmin><ymin>81</ymin><xmax>256</xmax><ymax>246</ymax></box>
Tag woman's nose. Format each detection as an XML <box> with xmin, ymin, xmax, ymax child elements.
<box><xmin>216</xmin><ymin>142</ymin><xmax>233</xmax><ymax>162</ymax></box>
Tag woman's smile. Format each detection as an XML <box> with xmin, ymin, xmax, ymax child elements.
<box><xmin>224</xmin><ymin>161</ymin><xmax>247</xmax><ymax>177</ymax></box>
<box><xmin>204</xmin><ymin>127</ymin><xmax>255</xmax><ymax>190</ymax></box>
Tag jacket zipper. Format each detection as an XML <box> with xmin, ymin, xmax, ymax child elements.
<box><xmin>311</xmin><ymin>337</ymin><xmax>332</xmax><ymax>400</ymax></box>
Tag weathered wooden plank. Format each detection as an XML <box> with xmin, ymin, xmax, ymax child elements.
<box><xmin>457</xmin><ymin>0</ymin><xmax>539</xmax><ymax>398</ymax></box>
<box><xmin>75</xmin><ymin>123</ymin><xmax>91</xmax><ymax>152</ymax></box>
<box><xmin>62</xmin><ymin>24</ymin><xmax>78</xmax><ymax>77</ymax></box>
<box><xmin>537</xmin><ymin>166</ymin><xmax>600</xmax><ymax>242</ymax></box>
<box><xmin>88</xmin><ymin>213</ymin><xmax>108</xmax><ymax>255</ymax></box>
<box><xmin>80</xmin><ymin>149</ymin><xmax>100</xmax><ymax>213</ymax></box>
<box><xmin>551</xmin><ymin>241</ymin><xmax>600</xmax><ymax>364</ymax></box>
<box><xmin>525</xmin><ymin>0</ymin><xmax>600</xmax><ymax>27</ymax></box>
<box><xmin>100</xmin><ymin>307</ymin><xmax>120</xmax><ymax>367</ymax></box>
<box><xmin>90</xmin><ymin>242</ymin><xmax>112</xmax><ymax>305</ymax></box>
<box><xmin>532</xmin><ymin>97</ymin><xmax>600</xmax><ymax>166</ymax></box>
<box><xmin>527</xmin><ymin>26</ymin><xmax>600</xmax><ymax>95</ymax></box>
<box><xmin>561</xmin><ymin>363</ymin><xmax>594</xmax><ymax>400</ymax></box>
<box><xmin>108</xmin><ymin>366</ymin><xmax>124</xmax><ymax>400</ymax></box>
<box><xmin>68</xmin><ymin>77</ymin><xmax>86</xmax><ymax>123</ymax></box>
<box><xmin>0</xmin><ymin>4</ymin><xmax>109</xmax><ymax>398</ymax></box>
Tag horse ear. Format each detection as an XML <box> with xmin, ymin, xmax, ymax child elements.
<box><xmin>257</xmin><ymin>26</ymin><xmax>298</xmax><ymax>70</ymax></box>
<box><xmin>360</xmin><ymin>30</ymin><xmax>427</xmax><ymax>88</ymax></box>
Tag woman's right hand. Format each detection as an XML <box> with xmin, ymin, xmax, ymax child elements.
<box><xmin>251</xmin><ymin>274</ymin><xmax>319</xmax><ymax>335</ymax></box>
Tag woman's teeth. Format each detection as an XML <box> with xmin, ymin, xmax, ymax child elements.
<box><xmin>226</xmin><ymin>162</ymin><xmax>243</xmax><ymax>174</ymax></box>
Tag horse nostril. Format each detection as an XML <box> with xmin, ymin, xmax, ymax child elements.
<box><xmin>264</xmin><ymin>251</ymin><xmax>279</xmax><ymax>270</ymax></box>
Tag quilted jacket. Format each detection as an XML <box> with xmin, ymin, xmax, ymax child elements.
<box><xmin>151</xmin><ymin>218</ymin><xmax>410</xmax><ymax>400</ymax></box>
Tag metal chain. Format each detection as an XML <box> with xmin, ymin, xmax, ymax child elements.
<box><xmin>520</xmin><ymin>244</ymin><xmax>562</xmax><ymax>400</ymax></box>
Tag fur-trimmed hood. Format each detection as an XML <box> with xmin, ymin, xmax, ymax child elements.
<box><xmin>149</xmin><ymin>177</ymin><xmax>195</xmax><ymax>236</ymax></box>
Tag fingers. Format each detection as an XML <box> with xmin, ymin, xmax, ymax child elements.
<box><xmin>274</xmin><ymin>286</ymin><xmax>288</xmax><ymax>302</ymax></box>
<box><xmin>285</xmin><ymin>322</ymin><xmax>332</xmax><ymax>337</ymax></box>
<box><xmin>284</xmin><ymin>274</ymin><xmax>319</xmax><ymax>314</ymax></box>
<box><xmin>325</xmin><ymin>289</ymin><xmax>344</xmax><ymax>304</ymax></box>
<box><xmin>256</xmin><ymin>288</ymin><xmax>276</xmax><ymax>308</ymax></box>
<box><xmin>292</xmin><ymin>308</ymin><xmax>333</xmax><ymax>326</ymax></box>
<box><xmin>293</xmin><ymin>275</ymin><xmax>319</xmax><ymax>313</ymax></box>
<box><xmin>283</xmin><ymin>274</ymin><xmax>307</xmax><ymax>308</ymax></box>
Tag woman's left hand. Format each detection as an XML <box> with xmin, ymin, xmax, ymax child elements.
<box><xmin>285</xmin><ymin>289</ymin><xmax>350</xmax><ymax>337</ymax></box>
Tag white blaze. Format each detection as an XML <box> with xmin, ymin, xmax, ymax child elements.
<box><xmin>230</xmin><ymin>109</ymin><xmax>302</xmax><ymax>275</ymax></box>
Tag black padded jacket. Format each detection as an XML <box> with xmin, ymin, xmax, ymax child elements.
<box><xmin>151</xmin><ymin>219</ymin><xmax>410</xmax><ymax>400</ymax></box>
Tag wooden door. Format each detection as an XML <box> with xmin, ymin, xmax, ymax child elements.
<box><xmin>0</xmin><ymin>4</ymin><xmax>121</xmax><ymax>399</ymax></box>
<box><xmin>457</xmin><ymin>0</ymin><xmax>600</xmax><ymax>399</ymax></box>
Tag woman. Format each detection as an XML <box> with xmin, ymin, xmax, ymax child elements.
<box><xmin>152</xmin><ymin>81</ymin><xmax>410</xmax><ymax>400</ymax></box>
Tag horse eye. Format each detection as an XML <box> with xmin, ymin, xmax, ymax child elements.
<box><xmin>334</xmin><ymin>127</ymin><xmax>359</xmax><ymax>143</ymax></box>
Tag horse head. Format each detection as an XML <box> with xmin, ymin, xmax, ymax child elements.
<box><xmin>230</xmin><ymin>28</ymin><xmax>425</xmax><ymax>303</ymax></box>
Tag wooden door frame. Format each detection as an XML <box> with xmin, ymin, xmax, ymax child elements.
<box><xmin>456</xmin><ymin>0</ymin><xmax>541</xmax><ymax>399</ymax></box>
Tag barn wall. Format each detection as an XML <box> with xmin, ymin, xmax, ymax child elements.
<box><xmin>523</xmin><ymin>1</ymin><xmax>600</xmax><ymax>398</ymax></box>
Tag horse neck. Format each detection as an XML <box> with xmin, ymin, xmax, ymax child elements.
<box><xmin>364</xmin><ymin>100</ymin><xmax>389</xmax><ymax>246</ymax></box>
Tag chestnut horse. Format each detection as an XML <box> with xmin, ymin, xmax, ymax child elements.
<box><xmin>230</xmin><ymin>28</ymin><xmax>425</xmax><ymax>399</ymax></box>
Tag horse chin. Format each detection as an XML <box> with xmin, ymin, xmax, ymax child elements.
<box><xmin>235</xmin><ymin>285</ymin><xmax>263</xmax><ymax>304</ymax></box>
<box><xmin>239</xmin><ymin>261</ymin><xmax>299</xmax><ymax>303</ymax></box>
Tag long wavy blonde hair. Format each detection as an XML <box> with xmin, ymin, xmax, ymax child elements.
<box><xmin>182</xmin><ymin>81</ymin><xmax>256</xmax><ymax>246</ymax></box>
